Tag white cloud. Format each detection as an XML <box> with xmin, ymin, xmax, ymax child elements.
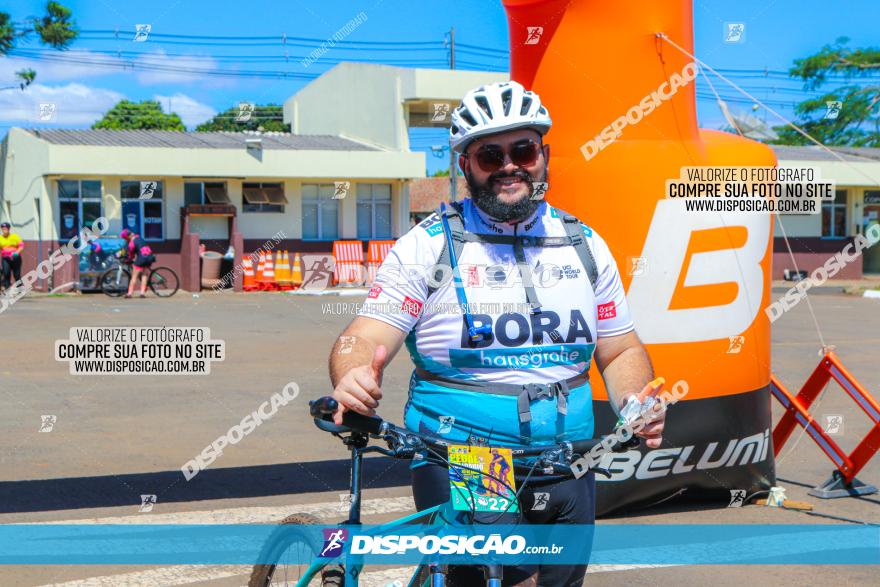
<box><xmin>0</xmin><ymin>50</ymin><xmax>125</xmax><ymax>83</ymax></box>
<box><xmin>154</xmin><ymin>93</ymin><xmax>217</xmax><ymax>128</ymax></box>
<box><xmin>135</xmin><ymin>49</ymin><xmax>225</xmax><ymax>86</ymax></box>
<box><xmin>0</xmin><ymin>48</ymin><xmax>226</xmax><ymax>87</ymax></box>
<box><xmin>0</xmin><ymin>83</ymin><xmax>125</xmax><ymax>126</ymax></box>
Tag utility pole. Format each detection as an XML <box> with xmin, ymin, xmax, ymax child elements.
<box><xmin>448</xmin><ymin>27</ymin><xmax>457</xmax><ymax>201</ymax></box>
<box><xmin>449</xmin><ymin>27</ymin><xmax>455</xmax><ymax>70</ymax></box>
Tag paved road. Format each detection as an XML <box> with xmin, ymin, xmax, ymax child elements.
<box><xmin>0</xmin><ymin>289</ymin><xmax>877</xmax><ymax>586</ymax></box>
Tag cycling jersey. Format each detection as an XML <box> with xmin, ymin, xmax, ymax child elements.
<box><xmin>358</xmin><ymin>198</ymin><xmax>633</xmax><ymax>446</ymax></box>
<box><xmin>125</xmin><ymin>236</ymin><xmax>155</xmax><ymax>268</ymax></box>
<box><xmin>0</xmin><ymin>233</ymin><xmax>23</xmax><ymax>258</ymax></box>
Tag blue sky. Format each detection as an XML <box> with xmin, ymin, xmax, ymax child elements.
<box><xmin>1</xmin><ymin>0</ymin><xmax>877</xmax><ymax>174</ymax></box>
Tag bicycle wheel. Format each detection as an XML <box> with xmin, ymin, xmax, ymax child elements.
<box><xmin>148</xmin><ymin>266</ymin><xmax>179</xmax><ymax>297</ymax></box>
<box><xmin>99</xmin><ymin>268</ymin><xmax>130</xmax><ymax>297</ymax></box>
<box><xmin>249</xmin><ymin>513</ymin><xmax>344</xmax><ymax>587</ymax></box>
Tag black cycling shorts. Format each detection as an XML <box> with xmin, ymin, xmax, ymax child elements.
<box><xmin>133</xmin><ymin>253</ymin><xmax>155</xmax><ymax>268</ymax></box>
<box><xmin>411</xmin><ymin>463</ymin><xmax>596</xmax><ymax>587</ymax></box>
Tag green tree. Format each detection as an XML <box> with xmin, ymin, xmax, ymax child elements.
<box><xmin>0</xmin><ymin>12</ymin><xmax>15</xmax><ymax>54</ymax></box>
<box><xmin>195</xmin><ymin>104</ymin><xmax>289</xmax><ymax>132</ymax></box>
<box><xmin>15</xmin><ymin>68</ymin><xmax>36</xmax><ymax>89</ymax></box>
<box><xmin>92</xmin><ymin>100</ymin><xmax>186</xmax><ymax>131</ymax></box>
<box><xmin>0</xmin><ymin>2</ymin><xmax>79</xmax><ymax>90</ymax></box>
<box><xmin>430</xmin><ymin>168</ymin><xmax>450</xmax><ymax>177</ymax></box>
<box><xmin>31</xmin><ymin>2</ymin><xmax>78</xmax><ymax>49</ymax></box>
<box><xmin>772</xmin><ymin>37</ymin><xmax>880</xmax><ymax>147</ymax></box>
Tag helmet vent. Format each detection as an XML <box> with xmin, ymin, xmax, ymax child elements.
<box><xmin>501</xmin><ymin>89</ymin><xmax>513</xmax><ymax>116</ymax></box>
<box><xmin>459</xmin><ymin>110</ymin><xmax>477</xmax><ymax>127</ymax></box>
<box><xmin>520</xmin><ymin>96</ymin><xmax>533</xmax><ymax>115</ymax></box>
<box><xmin>474</xmin><ymin>95</ymin><xmax>492</xmax><ymax>118</ymax></box>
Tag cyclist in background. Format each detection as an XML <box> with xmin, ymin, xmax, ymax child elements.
<box><xmin>119</xmin><ymin>228</ymin><xmax>155</xmax><ymax>298</ymax></box>
<box><xmin>0</xmin><ymin>222</ymin><xmax>24</xmax><ymax>293</ymax></box>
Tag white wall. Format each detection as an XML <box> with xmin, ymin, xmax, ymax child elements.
<box><xmin>1</xmin><ymin>129</ymin><xmax>51</xmax><ymax>240</ymax></box>
<box><xmin>285</xmin><ymin>63</ymin><xmax>407</xmax><ymax>150</ymax></box>
<box><xmin>775</xmin><ymin>213</ymin><xmax>822</xmax><ymax>238</ymax></box>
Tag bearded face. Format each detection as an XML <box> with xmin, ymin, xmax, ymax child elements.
<box><xmin>460</xmin><ymin>128</ymin><xmax>550</xmax><ymax>222</ymax></box>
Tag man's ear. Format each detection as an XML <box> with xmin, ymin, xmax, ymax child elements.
<box><xmin>458</xmin><ymin>153</ymin><xmax>469</xmax><ymax>175</ymax></box>
<box><xmin>543</xmin><ymin>143</ymin><xmax>551</xmax><ymax>161</ymax></box>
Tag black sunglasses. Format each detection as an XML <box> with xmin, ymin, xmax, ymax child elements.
<box><xmin>467</xmin><ymin>139</ymin><xmax>543</xmax><ymax>173</ymax></box>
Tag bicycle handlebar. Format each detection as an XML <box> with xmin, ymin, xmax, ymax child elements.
<box><xmin>309</xmin><ymin>396</ymin><xmax>639</xmax><ymax>459</ymax></box>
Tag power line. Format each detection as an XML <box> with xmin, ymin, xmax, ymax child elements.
<box><xmin>11</xmin><ymin>48</ymin><xmax>446</xmax><ymax>64</ymax></box>
<box><xmin>7</xmin><ymin>48</ymin><xmax>447</xmax><ymax>69</ymax></box>
<box><xmin>80</xmin><ymin>29</ymin><xmax>442</xmax><ymax>46</ymax></box>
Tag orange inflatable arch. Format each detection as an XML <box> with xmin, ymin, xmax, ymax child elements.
<box><xmin>502</xmin><ymin>0</ymin><xmax>776</xmax><ymax>513</ymax></box>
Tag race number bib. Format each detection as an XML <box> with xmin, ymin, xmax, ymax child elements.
<box><xmin>448</xmin><ymin>445</ymin><xmax>518</xmax><ymax>513</ymax></box>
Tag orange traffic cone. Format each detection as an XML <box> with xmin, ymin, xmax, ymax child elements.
<box><xmin>243</xmin><ymin>256</ymin><xmax>257</xmax><ymax>291</ymax></box>
<box><xmin>261</xmin><ymin>250</ymin><xmax>276</xmax><ymax>290</ymax></box>
<box><xmin>254</xmin><ymin>251</ymin><xmax>266</xmax><ymax>285</ymax></box>
<box><xmin>277</xmin><ymin>250</ymin><xmax>294</xmax><ymax>289</ymax></box>
<box><xmin>291</xmin><ymin>252</ymin><xmax>303</xmax><ymax>288</ymax></box>
<box><xmin>274</xmin><ymin>250</ymin><xmax>288</xmax><ymax>285</ymax></box>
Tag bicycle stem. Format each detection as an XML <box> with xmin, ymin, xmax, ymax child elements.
<box><xmin>344</xmin><ymin>434</ymin><xmax>369</xmax><ymax>525</ymax></box>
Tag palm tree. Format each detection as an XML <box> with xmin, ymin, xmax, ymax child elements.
<box><xmin>0</xmin><ymin>2</ymin><xmax>78</xmax><ymax>91</ymax></box>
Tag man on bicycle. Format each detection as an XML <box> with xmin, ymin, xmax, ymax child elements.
<box><xmin>329</xmin><ymin>81</ymin><xmax>663</xmax><ymax>587</ymax></box>
<box><xmin>119</xmin><ymin>228</ymin><xmax>155</xmax><ymax>298</ymax></box>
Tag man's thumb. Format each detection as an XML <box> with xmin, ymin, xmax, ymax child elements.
<box><xmin>370</xmin><ymin>344</ymin><xmax>388</xmax><ymax>378</ymax></box>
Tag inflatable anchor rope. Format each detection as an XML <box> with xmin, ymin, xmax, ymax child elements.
<box><xmin>658</xmin><ymin>31</ymin><xmax>880</xmax><ymax>186</ymax></box>
<box><xmin>660</xmin><ymin>28</ymin><xmax>880</xmax><ymax>501</ymax></box>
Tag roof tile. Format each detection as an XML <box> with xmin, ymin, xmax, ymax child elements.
<box><xmin>25</xmin><ymin>129</ymin><xmax>377</xmax><ymax>151</ymax></box>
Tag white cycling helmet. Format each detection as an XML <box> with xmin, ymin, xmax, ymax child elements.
<box><xmin>449</xmin><ymin>80</ymin><xmax>552</xmax><ymax>153</ymax></box>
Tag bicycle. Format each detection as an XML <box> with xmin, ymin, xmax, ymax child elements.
<box><xmin>248</xmin><ymin>397</ymin><xmax>639</xmax><ymax>587</ymax></box>
<box><xmin>99</xmin><ymin>254</ymin><xmax>179</xmax><ymax>298</ymax></box>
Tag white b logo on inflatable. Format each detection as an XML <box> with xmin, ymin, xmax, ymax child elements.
<box><xmin>627</xmin><ymin>200</ymin><xmax>769</xmax><ymax>344</ymax></box>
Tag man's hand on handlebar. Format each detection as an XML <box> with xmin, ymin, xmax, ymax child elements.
<box><xmin>331</xmin><ymin>345</ymin><xmax>387</xmax><ymax>425</ymax></box>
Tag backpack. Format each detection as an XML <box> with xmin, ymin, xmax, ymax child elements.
<box><xmin>426</xmin><ymin>201</ymin><xmax>599</xmax><ymax>306</ymax></box>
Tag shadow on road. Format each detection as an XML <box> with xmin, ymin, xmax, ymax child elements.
<box><xmin>0</xmin><ymin>456</ymin><xmax>410</xmax><ymax>514</ymax></box>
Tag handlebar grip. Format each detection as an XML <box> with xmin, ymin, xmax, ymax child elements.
<box><xmin>309</xmin><ymin>396</ymin><xmax>384</xmax><ymax>435</ymax></box>
<box><xmin>341</xmin><ymin>411</ymin><xmax>384</xmax><ymax>435</ymax></box>
<box><xmin>310</xmin><ymin>396</ymin><xmax>338</xmax><ymax>418</ymax></box>
<box><xmin>616</xmin><ymin>435</ymin><xmax>641</xmax><ymax>451</ymax></box>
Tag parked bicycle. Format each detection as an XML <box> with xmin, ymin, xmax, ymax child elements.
<box><xmin>248</xmin><ymin>397</ymin><xmax>638</xmax><ymax>587</ymax></box>
<box><xmin>99</xmin><ymin>251</ymin><xmax>179</xmax><ymax>298</ymax></box>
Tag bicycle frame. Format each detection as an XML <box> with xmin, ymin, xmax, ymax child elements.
<box><xmin>292</xmin><ymin>397</ymin><xmax>632</xmax><ymax>587</ymax></box>
<box><xmin>293</xmin><ymin>435</ymin><xmax>497</xmax><ymax>587</ymax></box>
<box><xmin>113</xmin><ymin>264</ymin><xmax>126</xmax><ymax>286</ymax></box>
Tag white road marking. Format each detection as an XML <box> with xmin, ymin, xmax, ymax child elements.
<box><xmin>41</xmin><ymin>564</ymin><xmax>679</xmax><ymax>587</ymax></box>
<box><xmin>588</xmin><ymin>563</ymin><xmax>679</xmax><ymax>573</ymax></box>
<box><xmin>28</xmin><ymin>496</ymin><xmax>675</xmax><ymax>586</ymax></box>
<box><xmin>42</xmin><ymin>565</ymin><xmax>248</xmax><ymax>587</ymax></box>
